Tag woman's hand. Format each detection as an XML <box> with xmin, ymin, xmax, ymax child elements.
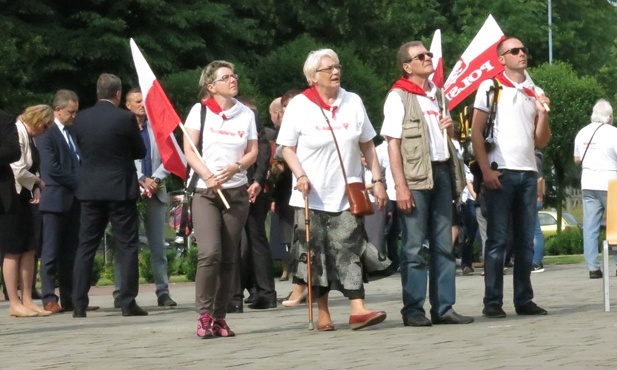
<box><xmin>294</xmin><ymin>175</ymin><xmax>311</xmax><ymax>198</ymax></box>
<box><xmin>216</xmin><ymin>164</ymin><xmax>238</xmax><ymax>184</ymax></box>
<box><xmin>205</xmin><ymin>174</ymin><xmax>221</xmax><ymax>191</ymax></box>
<box><xmin>31</xmin><ymin>186</ymin><xmax>41</xmax><ymax>204</ymax></box>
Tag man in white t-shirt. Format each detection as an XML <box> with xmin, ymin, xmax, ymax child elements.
<box><xmin>574</xmin><ymin>99</ymin><xmax>617</xmax><ymax>279</ymax></box>
<box><xmin>471</xmin><ymin>37</ymin><xmax>551</xmax><ymax>319</ymax></box>
<box><xmin>382</xmin><ymin>41</ymin><xmax>473</xmax><ymax>327</ymax></box>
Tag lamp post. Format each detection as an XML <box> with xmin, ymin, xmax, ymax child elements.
<box><xmin>548</xmin><ymin>0</ymin><xmax>553</xmax><ymax>64</ymax></box>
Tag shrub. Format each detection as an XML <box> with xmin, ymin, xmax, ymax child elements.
<box><xmin>91</xmin><ymin>254</ymin><xmax>105</xmax><ymax>286</ymax></box>
<box><xmin>139</xmin><ymin>249</ymin><xmax>155</xmax><ymax>283</ymax></box>
<box><xmin>545</xmin><ymin>228</ymin><xmax>583</xmax><ymax>255</ymax></box>
<box><xmin>182</xmin><ymin>247</ymin><xmax>198</xmax><ymax>282</ymax></box>
<box><xmin>166</xmin><ymin>248</ymin><xmax>180</xmax><ymax>277</ymax></box>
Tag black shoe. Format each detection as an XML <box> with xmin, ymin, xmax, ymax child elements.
<box><xmin>226</xmin><ymin>304</ymin><xmax>243</xmax><ymax>314</ymax></box>
<box><xmin>515</xmin><ymin>301</ymin><xmax>547</xmax><ymax>316</ymax></box>
<box><xmin>121</xmin><ymin>303</ymin><xmax>148</xmax><ymax>317</ymax></box>
<box><xmin>157</xmin><ymin>293</ymin><xmax>177</xmax><ymax>307</ymax></box>
<box><xmin>113</xmin><ymin>298</ymin><xmax>121</xmax><ymax>309</ymax></box>
<box><xmin>403</xmin><ymin>315</ymin><xmax>432</xmax><ymax>327</ymax></box>
<box><xmin>589</xmin><ymin>269</ymin><xmax>603</xmax><ymax>279</ymax></box>
<box><xmin>432</xmin><ymin>310</ymin><xmax>474</xmax><ymax>325</ymax></box>
<box><xmin>248</xmin><ymin>296</ymin><xmax>277</xmax><ymax>309</ymax></box>
<box><xmin>482</xmin><ymin>305</ymin><xmax>507</xmax><ymax>318</ymax></box>
<box><xmin>73</xmin><ymin>309</ymin><xmax>87</xmax><ymax>318</ymax></box>
<box><xmin>243</xmin><ymin>295</ymin><xmax>255</xmax><ymax>304</ymax></box>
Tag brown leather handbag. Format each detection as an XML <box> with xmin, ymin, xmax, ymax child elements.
<box><xmin>313</xmin><ymin>93</ymin><xmax>374</xmax><ymax>216</ymax></box>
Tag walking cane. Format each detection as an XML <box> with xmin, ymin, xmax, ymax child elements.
<box><xmin>304</xmin><ymin>197</ymin><xmax>314</xmax><ymax>330</ymax></box>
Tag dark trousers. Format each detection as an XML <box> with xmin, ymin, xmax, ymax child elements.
<box><xmin>73</xmin><ymin>200</ymin><xmax>140</xmax><ymax>310</ymax></box>
<box><xmin>230</xmin><ymin>191</ymin><xmax>276</xmax><ymax>305</ymax></box>
<box><xmin>40</xmin><ymin>201</ymin><xmax>80</xmax><ymax>306</ymax></box>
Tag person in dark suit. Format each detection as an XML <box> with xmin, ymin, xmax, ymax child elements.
<box><xmin>228</xmin><ymin>99</ymin><xmax>276</xmax><ymax>311</ymax></box>
<box><xmin>72</xmin><ymin>73</ymin><xmax>147</xmax><ymax>318</ymax></box>
<box><xmin>36</xmin><ymin>90</ymin><xmax>86</xmax><ymax>314</ymax></box>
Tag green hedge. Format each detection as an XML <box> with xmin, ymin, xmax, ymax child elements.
<box><xmin>545</xmin><ymin>229</ymin><xmax>584</xmax><ymax>256</ymax></box>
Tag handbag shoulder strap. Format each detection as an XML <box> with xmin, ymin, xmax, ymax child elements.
<box><xmin>311</xmin><ymin>90</ymin><xmax>349</xmax><ymax>186</ymax></box>
<box><xmin>186</xmin><ymin>104</ymin><xmax>207</xmax><ymax>192</ymax></box>
<box><xmin>580</xmin><ymin>123</ymin><xmax>604</xmax><ymax>165</ymax></box>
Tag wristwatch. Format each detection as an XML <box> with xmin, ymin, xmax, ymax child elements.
<box><xmin>371</xmin><ymin>178</ymin><xmax>384</xmax><ymax>184</ymax></box>
<box><xmin>236</xmin><ymin>162</ymin><xmax>245</xmax><ymax>173</ymax></box>
<box><xmin>153</xmin><ymin>177</ymin><xmax>162</xmax><ymax>185</ymax></box>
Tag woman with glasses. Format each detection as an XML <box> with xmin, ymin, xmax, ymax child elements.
<box><xmin>184</xmin><ymin>61</ymin><xmax>258</xmax><ymax>338</ymax></box>
<box><xmin>3</xmin><ymin>105</ymin><xmax>54</xmax><ymax>317</ymax></box>
<box><xmin>277</xmin><ymin>49</ymin><xmax>391</xmax><ymax>331</ymax></box>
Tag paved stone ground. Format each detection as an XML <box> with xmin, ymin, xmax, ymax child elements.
<box><xmin>1</xmin><ymin>262</ymin><xmax>617</xmax><ymax>369</ymax></box>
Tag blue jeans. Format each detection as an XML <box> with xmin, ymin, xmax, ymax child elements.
<box><xmin>582</xmin><ymin>189</ymin><xmax>608</xmax><ymax>271</ymax></box>
<box><xmin>399</xmin><ymin>163</ymin><xmax>456</xmax><ymax>318</ymax></box>
<box><xmin>532</xmin><ymin>201</ymin><xmax>544</xmax><ymax>266</ymax></box>
<box><xmin>461</xmin><ymin>198</ymin><xmax>479</xmax><ymax>268</ymax></box>
<box><xmin>484</xmin><ymin>170</ymin><xmax>536</xmax><ymax>308</ymax></box>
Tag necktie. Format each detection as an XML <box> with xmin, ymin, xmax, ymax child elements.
<box><xmin>63</xmin><ymin>127</ymin><xmax>79</xmax><ymax>160</ymax></box>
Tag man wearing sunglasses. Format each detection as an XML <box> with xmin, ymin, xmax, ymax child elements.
<box><xmin>471</xmin><ymin>37</ymin><xmax>551</xmax><ymax>319</ymax></box>
<box><xmin>382</xmin><ymin>41</ymin><xmax>474</xmax><ymax>327</ymax></box>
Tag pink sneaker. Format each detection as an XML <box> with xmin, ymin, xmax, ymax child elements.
<box><xmin>196</xmin><ymin>313</ymin><xmax>214</xmax><ymax>339</ymax></box>
<box><xmin>212</xmin><ymin>318</ymin><xmax>235</xmax><ymax>337</ymax></box>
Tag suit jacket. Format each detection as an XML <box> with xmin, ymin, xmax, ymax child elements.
<box><xmin>74</xmin><ymin>100</ymin><xmax>146</xmax><ymax>201</ymax></box>
<box><xmin>247</xmin><ymin>111</ymin><xmax>271</xmax><ymax>189</ymax></box>
<box><xmin>134</xmin><ymin>120</ymin><xmax>169</xmax><ymax>203</ymax></box>
<box><xmin>0</xmin><ymin>110</ymin><xmax>20</xmax><ymax>213</ymax></box>
<box><xmin>36</xmin><ymin>122</ymin><xmax>81</xmax><ymax>213</ymax></box>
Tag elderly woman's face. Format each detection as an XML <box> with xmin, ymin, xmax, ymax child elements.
<box><xmin>210</xmin><ymin>67</ymin><xmax>238</xmax><ymax>98</ymax></box>
<box><xmin>313</xmin><ymin>57</ymin><xmax>341</xmax><ymax>89</ymax></box>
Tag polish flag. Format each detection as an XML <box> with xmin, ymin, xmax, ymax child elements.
<box><xmin>130</xmin><ymin>39</ymin><xmax>187</xmax><ymax>180</ymax></box>
<box><xmin>443</xmin><ymin>15</ymin><xmax>506</xmax><ymax>110</ymax></box>
<box><xmin>429</xmin><ymin>29</ymin><xmax>444</xmax><ymax>89</ymax></box>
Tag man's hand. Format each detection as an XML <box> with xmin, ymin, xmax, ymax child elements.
<box><xmin>482</xmin><ymin>169</ymin><xmax>502</xmax><ymax>190</ymax></box>
<box><xmin>395</xmin><ymin>184</ymin><xmax>415</xmax><ymax>213</ymax></box>
<box><xmin>144</xmin><ymin>177</ymin><xmax>158</xmax><ymax>193</ymax></box>
<box><xmin>247</xmin><ymin>182</ymin><xmax>262</xmax><ymax>203</ymax></box>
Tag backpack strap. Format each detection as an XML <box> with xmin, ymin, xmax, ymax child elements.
<box><xmin>483</xmin><ymin>78</ymin><xmax>502</xmax><ymax>140</ymax></box>
<box><xmin>186</xmin><ymin>104</ymin><xmax>207</xmax><ymax>193</ymax></box>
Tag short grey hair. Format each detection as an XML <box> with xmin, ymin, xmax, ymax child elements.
<box><xmin>591</xmin><ymin>99</ymin><xmax>613</xmax><ymax>125</ymax></box>
<box><xmin>52</xmin><ymin>89</ymin><xmax>79</xmax><ymax>109</ymax></box>
<box><xmin>303</xmin><ymin>49</ymin><xmax>339</xmax><ymax>86</ymax></box>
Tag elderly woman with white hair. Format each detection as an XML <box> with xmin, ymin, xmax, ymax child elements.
<box><xmin>277</xmin><ymin>48</ymin><xmax>391</xmax><ymax>331</ymax></box>
<box><xmin>574</xmin><ymin>98</ymin><xmax>617</xmax><ymax>279</ymax></box>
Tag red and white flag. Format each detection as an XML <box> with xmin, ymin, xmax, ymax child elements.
<box><xmin>130</xmin><ymin>38</ymin><xmax>187</xmax><ymax>180</ymax></box>
<box><xmin>443</xmin><ymin>15</ymin><xmax>505</xmax><ymax>110</ymax></box>
<box><xmin>429</xmin><ymin>29</ymin><xmax>444</xmax><ymax>89</ymax></box>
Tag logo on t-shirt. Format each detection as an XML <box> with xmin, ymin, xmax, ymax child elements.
<box><xmin>210</xmin><ymin>127</ymin><xmax>238</xmax><ymax>137</ymax></box>
<box><xmin>315</xmin><ymin>123</ymin><xmax>350</xmax><ymax>131</ymax></box>
<box><xmin>238</xmin><ymin>131</ymin><xmax>245</xmax><ymax>138</ymax></box>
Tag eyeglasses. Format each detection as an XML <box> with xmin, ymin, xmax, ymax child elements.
<box><xmin>211</xmin><ymin>74</ymin><xmax>238</xmax><ymax>84</ymax></box>
<box><xmin>501</xmin><ymin>47</ymin><xmax>528</xmax><ymax>56</ymax></box>
<box><xmin>316</xmin><ymin>64</ymin><xmax>342</xmax><ymax>74</ymax></box>
<box><xmin>407</xmin><ymin>52</ymin><xmax>433</xmax><ymax>62</ymax></box>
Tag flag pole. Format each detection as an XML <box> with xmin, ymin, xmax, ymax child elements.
<box><xmin>178</xmin><ymin>123</ymin><xmax>231</xmax><ymax>209</ymax></box>
<box><xmin>441</xmin><ymin>89</ymin><xmax>449</xmax><ymax>154</ymax></box>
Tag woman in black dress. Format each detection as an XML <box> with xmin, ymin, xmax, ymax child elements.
<box><xmin>3</xmin><ymin>105</ymin><xmax>54</xmax><ymax>317</ymax></box>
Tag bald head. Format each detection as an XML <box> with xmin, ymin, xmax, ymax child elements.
<box><xmin>269</xmin><ymin>97</ymin><xmax>283</xmax><ymax>128</ymax></box>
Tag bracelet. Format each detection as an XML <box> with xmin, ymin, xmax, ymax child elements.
<box><xmin>297</xmin><ymin>175</ymin><xmax>307</xmax><ymax>181</ymax></box>
<box><xmin>371</xmin><ymin>178</ymin><xmax>384</xmax><ymax>184</ymax></box>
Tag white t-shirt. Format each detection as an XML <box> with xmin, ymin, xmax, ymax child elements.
<box><xmin>380</xmin><ymin>84</ymin><xmax>449</xmax><ymax>161</ymax></box>
<box><xmin>375</xmin><ymin>142</ymin><xmax>395</xmax><ymax>200</ymax></box>
<box><xmin>184</xmin><ymin>100</ymin><xmax>257</xmax><ymax>189</ymax></box>
<box><xmin>473</xmin><ymin>75</ymin><xmax>540</xmax><ymax>171</ymax></box>
<box><xmin>574</xmin><ymin>122</ymin><xmax>617</xmax><ymax>191</ymax></box>
<box><xmin>276</xmin><ymin>88</ymin><xmax>376</xmax><ymax>212</ymax></box>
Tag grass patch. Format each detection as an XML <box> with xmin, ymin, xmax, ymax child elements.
<box><xmin>544</xmin><ymin>254</ymin><xmax>584</xmax><ymax>265</ymax></box>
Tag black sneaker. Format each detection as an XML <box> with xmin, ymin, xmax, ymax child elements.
<box><xmin>515</xmin><ymin>301</ymin><xmax>547</xmax><ymax>315</ymax></box>
<box><xmin>531</xmin><ymin>264</ymin><xmax>545</xmax><ymax>273</ymax></box>
<box><xmin>589</xmin><ymin>269</ymin><xmax>603</xmax><ymax>279</ymax></box>
<box><xmin>403</xmin><ymin>315</ymin><xmax>432</xmax><ymax>327</ymax></box>
<box><xmin>462</xmin><ymin>266</ymin><xmax>474</xmax><ymax>276</ymax></box>
<box><xmin>157</xmin><ymin>293</ymin><xmax>177</xmax><ymax>307</ymax></box>
<box><xmin>482</xmin><ymin>305</ymin><xmax>506</xmax><ymax>318</ymax></box>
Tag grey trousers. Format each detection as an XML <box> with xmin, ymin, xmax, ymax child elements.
<box><xmin>192</xmin><ymin>186</ymin><xmax>249</xmax><ymax>317</ymax></box>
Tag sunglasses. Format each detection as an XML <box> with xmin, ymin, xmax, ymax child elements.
<box><xmin>408</xmin><ymin>52</ymin><xmax>434</xmax><ymax>62</ymax></box>
<box><xmin>501</xmin><ymin>47</ymin><xmax>528</xmax><ymax>56</ymax></box>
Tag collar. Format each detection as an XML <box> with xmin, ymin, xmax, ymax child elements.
<box><xmin>390</xmin><ymin>78</ymin><xmax>437</xmax><ymax>99</ymax></box>
<box><xmin>494</xmin><ymin>72</ymin><xmax>536</xmax><ymax>98</ymax></box>
<box><xmin>54</xmin><ymin>118</ymin><xmax>66</xmax><ymax>131</ymax></box>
